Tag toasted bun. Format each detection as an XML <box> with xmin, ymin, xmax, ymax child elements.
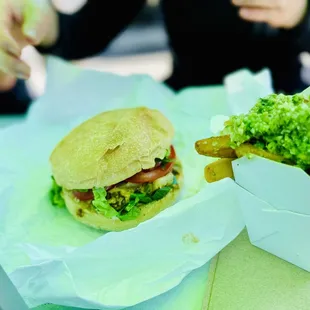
<box><xmin>62</xmin><ymin>171</ymin><xmax>183</xmax><ymax>232</ymax></box>
<box><xmin>50</xmin><ymin>107</ymin><xmax>174</xmax><ymax>190</ymax></box>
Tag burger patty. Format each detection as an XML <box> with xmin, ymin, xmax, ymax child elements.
<box><xmin>106</xmin><ymin>171</ymin><xmax>177</xmax><ymax>211</ymax></box>
<box><xmin>68</xmin><ymin>162</ymin><xmax>182</xmax><ymax>213</ymax></box>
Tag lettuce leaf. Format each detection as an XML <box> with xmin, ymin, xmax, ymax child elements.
<box><xmin>119</xmin><ymin>206</ymin><xmax>141</xmax><ymax>221</ymax></box>
<box><xmin>130</xmin><ymin>193</ymin><xmax>152</xmax><ymax>204</ymax></box>
<box><xmin>49</xmin><ymin>177</ymin><xmax>175</xmax><ymax>222</ymax></box>
<box><xmin>49</xmin><ymin>176</ymin><xmax>65</xmax><ymax>208</ymax></box>
<box><xmin>117</xmin><ymin>186</ymin><xmax>172</xmax><ymax>221</ymax></box>
<box><xmin>155</xmin><ymin>148</ymin><xmax>174</xmax><ymax>167</ymax></box>
<box><xmin>92</xmin><ymin>188</ymin><xmax>119</xmax><ymax>219</ymax></box>
<box><xmin>124</xmin><ymin>196</ymin><xmax>140</xmax><ymax>212</ymax></box>
<box><xmin>152</xmin><ymin>186</ymin><xmax>172</xmax><ymax>200</ymax></box>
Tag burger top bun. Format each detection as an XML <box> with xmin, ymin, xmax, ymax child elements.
<box><xmin>50</xmin><ymin>107</ymin><xmax>174</xmax><ymax>190</ymax></box>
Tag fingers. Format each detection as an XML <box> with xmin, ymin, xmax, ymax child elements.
<box><xmin>0</xmin><ymin>1</ymin><xmax>11</xmax><ymax>28</ymax></box>
<box><xmin>239</xmin><ymin>7</ymin><xmax>286</xmax><ymax>27</ymax></box>
<box><xmin>9</xmin><ymin>0</ymin><xmax>24</xmax><ymax>24</ymax></box>
<box><xmin>0</xmin><ymin>1</ymin><xmax>23</xmax><ymax>59</ymax></box>
<box><xmin>231</xmin><ymin>0</ymin><xmax>284</xmax><ymax>9</ymax></box>
<box><xmin>0</xmin><ymin>73</ymin><xmax>17</xmax><ymax>91</ymax></box>
<box><xmin>11</xmin><ymin>23</ymin><xmax>29</xmax><ymax>49</ymax></box>
<box><xmin>0</xmin><ymin>0</ymin><xmax>34</xmax><ymax>85</ymax></box>
<box><xmin>22</xmin><ymin>0</ymin><xmax>49</xmax><ymax>44</ymax></box>
<box><xmin>0</xmin><ymin>24</ymin><xmax>30</xmax><ymax>80</ymax></box>
<box><xmin>0</xmin><ymin>37</ymin><xmax>21</xmax><ymax>58</ymax></box>
<box><xmin>0</xmin><ymin>50</ymin><xmax>30</xmax><ymax>79</ymax></box>
<box><xmin>0</xmin><ymin>25</ymin><xmax>22</xmax><ymax>58</ymax></box>
<box><xmin>240</xmin><ymin>7</ymin><xmax>279</xmax><ymax>24</ymax></box>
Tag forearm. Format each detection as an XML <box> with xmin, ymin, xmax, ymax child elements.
<box><xmin>37</xmin><ymin>0</ymin><xmax>146</xmax><ymax>60</ymax></box>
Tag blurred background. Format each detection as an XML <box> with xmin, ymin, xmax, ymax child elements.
<box><xmin>23</xmin><ymin>0</ymin><xmax>172</xmax><ymax>99</ymax></box>
<box><xmin>14</xmin><ymin>0</ymin><xmax>310</xmax><ymax>100</ymax></box>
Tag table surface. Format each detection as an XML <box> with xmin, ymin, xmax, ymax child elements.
<box><xmin>203</xmin><ymin>230</ymin><xmax>310</xmax><ymax>310</ymax></box>
<box><xmin>0</xmin><ymin>115</ymin><xmax>26</xmax><ymax>128</ymax></box>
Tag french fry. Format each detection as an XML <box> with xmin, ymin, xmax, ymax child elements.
<box><xmin>204</xmin><ymin>158</ymin><xmax>235</xmax><ymax>183</ymax></box>
<box><xmin>235</xmin><ymin>143</ymin><xmax>285</xmax><ymax>163</ymax></box>
<box><xmin>195</xmin><ymin>135</ymin><xmax>237</xmax><ymax>158</ymax></box>
<box><xmin>196</xmin><ymin>134</ymin><xmax>290</xmax><ymax>184</ymax></box>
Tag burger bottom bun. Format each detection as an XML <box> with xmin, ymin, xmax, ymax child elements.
<box><xmin>62</xmin><ymin>172</ymin><xmax>183</xmax><ymax>232</ymax></box>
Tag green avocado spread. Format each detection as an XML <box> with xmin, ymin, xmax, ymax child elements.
<box><xmin>222</xmin><ymin>93</ymin><xmax>310</xmax><ymax>170</ymax></box>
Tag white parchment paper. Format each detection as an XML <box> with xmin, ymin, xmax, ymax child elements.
<box><xmin>0</xmin><ymin>57</ymin><xmax>245</xmax><ymax>309</ymax></box>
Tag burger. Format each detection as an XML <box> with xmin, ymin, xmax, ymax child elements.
<box><xmin>49</xmin><ymin>107</ymin><xmax>183</xmax><ymax>231</ymax></box>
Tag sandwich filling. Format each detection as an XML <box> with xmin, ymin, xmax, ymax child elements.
<box><xmin>222</xmin><ymin>93</ymin><xmax>310</xmax><ymax>170</ymax></box>
<box><xmin>50</xmin><ymin>146</ymin><xmax>181</xmax><ymax>221</ymax></box>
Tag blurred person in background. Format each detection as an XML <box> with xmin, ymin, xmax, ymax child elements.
<box><xmin>0</xmin><ymin>0</ymin><xmax>309</xmax><ymax>114</ymax></box>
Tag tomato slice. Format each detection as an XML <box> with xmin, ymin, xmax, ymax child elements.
<box><xmin>170</xmin><ymin>145</ymin><xmax>176</xmax><ymax>160</ymax></box>
<box><xmin>126</xmin><ymin>146</ymin><xmax>176</xmax><ymax>184</ymax></box>
<box><xmin>73</xmin><ymin>190</ymin><xmax>94</xmax><ymax>201</ymax></box>
<box><xmin>73</xmin><ymin>184</ymin><xmax>117</xmax><ymax>201</ymax></box>
<box><xmin>72</xmin><ymin>146</ymin><xmax>177</xmax><ymax>198</ymax></box>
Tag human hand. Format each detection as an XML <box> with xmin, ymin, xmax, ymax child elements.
<box><xmin>0</xmin><ymin>23</ymin><xmax>28</xmax><ymax>91</ymax></box>
<box><xmin>231</xmin><ymin>0</ymin><xmax>308</xmax><ymax>29</ymax></box>
<box><xmin>0</xmin><ymin>0</ymin><xmax>58</xmax><ymax>91</ymax></box>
